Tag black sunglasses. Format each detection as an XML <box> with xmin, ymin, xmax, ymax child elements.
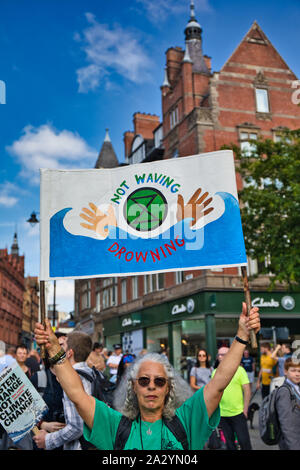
<box><xmin>136</xmin><ymin>376</ymin><xmax>167</xmax><ymax>388</ymax></box>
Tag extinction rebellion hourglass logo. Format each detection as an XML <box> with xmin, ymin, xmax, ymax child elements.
<box><xmin>124</xmin><ymin>187</ymin><xmax>168</xmax><ymax>232</ymax></box>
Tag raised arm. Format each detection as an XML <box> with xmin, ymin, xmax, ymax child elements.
<box><xmin>34</xmin><ymin>319</ymin><xmax>95</xmax><ymax>429</ymax></box>
<box><xmin>203</xmin><ymin>303</ymin><xmax>260</xmax><ymax>417</ymax></box>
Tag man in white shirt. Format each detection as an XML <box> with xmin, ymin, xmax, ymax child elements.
<box><xmin>33</xmin><ymin>332</ymin><xmax>93</xmax><ymax>450</ymax></box>
<box><xmin>107</xmin><ymin>344</ymin><xmax>122</xmax><ymax>382</ymax></box>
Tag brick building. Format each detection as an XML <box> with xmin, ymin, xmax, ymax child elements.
<box><xmin>74</xmin><ymin>5</ymin><xmax>300</xmax><ymax>369</ymax></box>
<box><xmin>0</xmin><ymin>233</ymin><xmax>25</xmax><ymax>348</ymax></box>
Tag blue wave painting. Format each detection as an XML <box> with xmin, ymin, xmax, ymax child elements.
<box><xmin>50</xmin><ymin>192</ymin><xmax>247</xmax><ymax>277</ymax></box>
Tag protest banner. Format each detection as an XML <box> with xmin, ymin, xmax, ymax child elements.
<box><xmin>40</xmin><ymin>150</ymin><xmax>247</xmax><ymax>280</ymax></box>
<box><xmin>0</xmin><ymin>362</ymin><xmax>47</xmax><ymax>442</ymax></box>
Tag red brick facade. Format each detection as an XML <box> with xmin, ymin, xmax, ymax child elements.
<box><xmin>0</xmin><ymin>248</ymin><xmax>25</xmax><ymax>347</ymax></box>
<box><xmin>75</xmin><ymin>20</ymin><xmax>300</xmax><ymax>344</ymax></box>
<box><xmin>156</xmin><ymin>21</ymin><xmax>300</xmax><ymax>280</ymax></box>
<box><xmin>161</xmin><ymin>21</ymin><xmax>300</xmax><ymax>161</ymax></box>
<box><xmin>117</xmin><ymin>21</ymin><xmax>300</xmax><ymax>294</ymax></box>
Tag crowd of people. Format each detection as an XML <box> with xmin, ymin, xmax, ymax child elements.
<box><xmin>0</xmin><ymin>305</ymin><xmax>299</xmax><ymax>451</ymax></box>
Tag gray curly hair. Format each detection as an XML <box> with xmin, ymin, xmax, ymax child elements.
<box><xmin>112</xmin><ymin>352</ymin><xmax>193</xmax><ymax>420</ymax></box>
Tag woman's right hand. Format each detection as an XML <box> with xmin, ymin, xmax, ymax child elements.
<box><xmin>34</xmin><ymin>318</ymin><xmax>61</xmax><ymax>357</ymax></box>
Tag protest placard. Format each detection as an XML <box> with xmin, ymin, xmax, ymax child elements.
<box><xmin>0</xmin><ymin>362</ymin><xmax>47</xmax><ymax>443</ymax></box>
<box><xmin>40</xmin><ymin>150</ymin><xmax>247</xmax><ymax>280</ymax></box>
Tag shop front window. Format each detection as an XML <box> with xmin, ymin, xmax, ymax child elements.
<box><xmin>106</xmin><ymin>334</ymin><xmax>121</xmax><ymax>351</ymax></box>
<box><xmin>171</xmin><ymin>319</ymin><xmax>206</xmax><ymax>377</ymax></box>
<box><xmin>146</xmin><ymin>324</ymin><xmax>168</xmax><ymax>355</ymax></box>
<box><xmin>178</xmin><ymin>319</ymin><xmax>206</xmax><ymax>378</ymax></box>
<box><xmin>215</xmin><ymin>318</ymin><xmax>237</xmax><ymax>350</ymax></box>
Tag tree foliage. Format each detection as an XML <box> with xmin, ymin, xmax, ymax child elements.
<box><xmin>223</xmin><ymin>129</ymin><xmax>300</xmax><ymax>290</ymax></box>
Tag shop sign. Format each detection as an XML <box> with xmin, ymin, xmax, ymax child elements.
<box><xmin>252</xmin><ymin>295</ymin><xmax>295</xmax><ymax>311</ymax></box>
<box><xmin>281</xmin><ymin>296</ymin><xmax>295</xmax><ymax>311</ymax></box>
<box><xmin>121</xmin><ymin>316</ymin><xmax>141</xmax><ymax>328</ymax></box>
<box><xmin>252</xmin><ymin>297</ymin><xmax>279</xmax><ymax>308</ymax></box>
<box><xmin>172</xmin><ymin>298</ymin><xmax>195</xmax><ymax>315</ymax></box>
<box><xmin>79</xmin><ymin>320</ymin><xmax>94</xmax><ymax>335</ymax></box>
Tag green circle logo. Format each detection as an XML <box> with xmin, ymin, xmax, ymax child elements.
<box><xmin>124</xmin><ymin>187</ymin><xmax>168</xmax><ymax>232</ymax></box>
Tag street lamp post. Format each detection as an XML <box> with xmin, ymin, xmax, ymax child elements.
<box><xmin>27</xmin><ymin>211</ymin><xmax>57</xmax><ymax>330</ymax></box>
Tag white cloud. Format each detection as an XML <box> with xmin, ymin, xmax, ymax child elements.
<box><xmin>7</xmin><ymin>124</ymin><xmax>97</xmax><ymax>184</ymax></box>
<box><xmin>77</xmin><ymin>64</ymin><xmax>104</xmax><ymax>93</ymax></box>
<box><xmin>48</xmin><ymin>279</ymin><xmax>74</xmax><ymax>313</ymax></box>
<box><xmin>0</xmin><ymin>182</ymin><xmax>19</xmax><ymax>207</ymax></box>
<box><xmin>75</xmin><ymin>12</ymin><xmax>153</xmax><ymax>93</ymax></box>
<box><xmin>136</xmin><ymin>0</ymin><xmax>213</xmax><ymax>22</ymax></box>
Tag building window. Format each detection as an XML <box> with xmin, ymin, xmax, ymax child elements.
<box><xmin>81</xmin><ymin>281</ymin><xmax>91</xmax><ymax>310</ymax></box>
<box><xmin>175</xmin><ymin>271</ymin><xmax>184</xmax><ymax>284</ymax></box>
<box><xmin>247</xmin><ymin>257</ymin><xmax>258</xmax><ymax>276</ymax></box>
<box><xmin>144</xmin><ymin>274</ymin><xmax>164</xmax><ymax>294</ymax></box>
<box><xmin>121</xmin><ymin>279</ymin><xmax>127</xmax><ymax>304</ymax></box>
<box><xmin>157</xmin><ymin>273</ymin><xmax>164</xmax><ymax>290</ymax></box>
<box><xmin>144</xmin><ymin>275</ymin><xmax>152</xmax><ymax>294</ymax></box>
<box><xmin>127</xmin><ymin>135</ymin><xmax>146</xmax><ymax>165</ymax></box>
<box><xmin>95</xmin><ymin>280</ymin><xmax>101</xmax><ymax>313</ymax></box>
<box><xmin>272</xmin><ymin>127</ymin><xmax>291</xmax><ymax>143</ymax></box>
<box><xmin>255</xmin><ymin>88</ymin><xmax>269</xmax><ymax>113</ymax></box>
<box><xmin>96</xmin><ymin>292</ymin><xmax>101</xmax><ymax>313</ymax></box>
<box><xmin>238</xmin><ymin>255</ymin><xmax>271</xmax><ymax>277</ymax></box>
<box><xmin>132</xmin><ymin>276</ymin><xmax>138</xmax><ymax>300</ymax></box>
<box><xmin>170</xmin><ymin>106</ymin><xmax>179</xmax><ymax>129</ymax></box>
<box><xmin>257</xmin><ymin>254</ymin><xmax>272</xmax><ymax>273</ymax></box>
<box><xmin>154</xmin><ymin>125</ymin><xmax>163</xmax><ymax>148</ymax></box>
<box><xmin>240</xmin><ymin>130</ymin><xmax>258</xmax><ymax>156</ymax></box>
<box><xmin>102</xmin><ymin>278</ymin><xmax>118</xmax><ymax>309</ymax></box>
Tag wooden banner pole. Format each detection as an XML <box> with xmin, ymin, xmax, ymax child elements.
<box><xmin>39</xmin><ymin>280</ymin><xmax>46</xmax><ymax>359</ymax></box>
<box><xmin>241</xmin><ymin>266</ymin><xmax>258</xmax><ymax>349</ymax></box>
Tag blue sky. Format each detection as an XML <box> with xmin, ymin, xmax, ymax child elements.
<box><xmin>0</xmin><ymin>0</ymin><xmax>299</xmax><ymax>313</ymax></box>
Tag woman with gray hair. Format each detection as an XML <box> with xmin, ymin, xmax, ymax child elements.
<box><xmin>34</xmin><ymin>302</ymin><xmax>260</xmax><ymax>450</ymax></box>
<box><xmin>113</xmin><ymin>352</ymin><xmax>193</xmax><ymax>419</ymax></box>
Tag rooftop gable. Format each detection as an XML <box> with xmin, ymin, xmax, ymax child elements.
<box><xmin>220</xmin><ymin>21</ymin><xmax>297</xmax><ymax>78</ymax></box>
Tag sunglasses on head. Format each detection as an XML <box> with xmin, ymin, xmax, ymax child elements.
<box><xmin>136</xmin><ymin>376</ymin><xmax>167</xmax><ymax>388</ymax></box>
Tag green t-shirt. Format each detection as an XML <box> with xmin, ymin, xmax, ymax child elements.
<box><xmin>83</xmin><ymin>386</ymin><xmax>220</xmax><ymax>450</ymax></box>
<box><xmin>211</xmin><ymin>366</ymin><xmax>249</xmax><ymax>417</ymax></box>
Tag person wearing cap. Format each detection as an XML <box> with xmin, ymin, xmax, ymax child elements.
<box><xmin>106</xmin><ymin>344</ymin><xmax>123</xmax><ymax>383</ymax></box>
<box><xmin>116</xmin><ymin>353</ymin><xmax>136</xmax><ymax>385</ymax></box>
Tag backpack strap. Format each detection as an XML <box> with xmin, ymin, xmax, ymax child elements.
<box><xmin>114</xmin><ymin>415</ymin><xmax>133</xmax><ymax>450</ymax></box>
<box><xmin>280</xmin><ymin>382</ymin><xmax>299</xmax><ymax>410</ymax></box>
<box><xmin>76</xmin><ymin>369</ymin><xmax>93</xmax><ymax>382</ymax></box>
<box><xmin>45</xmin><ymin>368</ymin><xmax>54</xmax><ymax>395</ymax></box>
<box><xmin>113</xmin><ymin>414</ymin><xmax>189</xmax><ymax>450</ymax></box>
<box><xmin>163</xmin><ymin>415</ymin><xmax>189</xmax><ymax>450</ymax></box>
